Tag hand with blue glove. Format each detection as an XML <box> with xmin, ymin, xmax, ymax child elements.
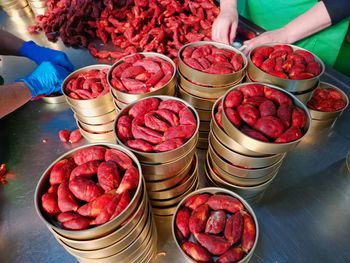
<box><xmin>17</xmin><ymin>61</ymin><xmax>70</xmax><ymax>98</ymax></box>
<box><xmin>20</xmin><ymin>41</ymin><xmax>74</xmax><ymax>72</ymax></box>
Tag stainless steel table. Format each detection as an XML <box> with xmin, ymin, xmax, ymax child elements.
<box><xmin>1</xmin><ymin>10</ymin><xmax>350</xmax><ymax>263</ymax></box>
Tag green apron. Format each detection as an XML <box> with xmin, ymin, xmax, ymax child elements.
<box><xmin>238</xmin><ymin>0</ymin><xmax>349</xmax><ymax>66</ymax></box>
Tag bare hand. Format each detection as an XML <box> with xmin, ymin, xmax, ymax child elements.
<box><xmin>212</xmin><ymin>9</ymin><xmax>239</xmax><ymax>45</ymax></box>
<box><xmin>242</xmin><ymin>28</ymin><xmax>289</xmax><ymax>55</ymax></box>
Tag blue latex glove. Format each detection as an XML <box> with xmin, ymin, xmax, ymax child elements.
<box><xmin>17</xmin><ymin>61</ymin><xmax>70</xmax><ymax>98</ymax></box>
<box><xmin>20</xmin><ymin>41</ymin><xmax>74</xmax><ymax>72</ymax></box>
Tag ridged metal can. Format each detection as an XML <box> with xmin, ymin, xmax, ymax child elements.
<box><xmin>74</xmin><ymin>110</ymin><xmax>117</xmax><ymax>126</ymax></box>
<box><xmin>208</xmin><ymin>144</ymin><xmax>283</xmax><ymax>179</ymax></box>
<box><xmin>51</xmin><ymin>185</ymin><xmax>149</xmax><ymax>251</ymax></box>
<box><xmin>77</xmin><ymin>121</ymin><xmax>116</xmax><ymax>143</ymax></box>
<box><xmin>148</xmin><ymin>155</ymin><xmax>198</xmax><ymax>201</ymax></box>
<box><xmin>205</xmin><ymin>153</ymin><xmax>279</xmax><ymax>200</ymax></box>
<box><xmin>178</xmin><ymin>86</ymin><xmax>216</xmax><ymax>111</ymax></box>
<box><xmin>307</xmin><ymin>82</ymin><xmax>349</xmax><ymax>120</ymax></box>
<box><xmin>246</xmin><ymin>73</ymin><xmax>319</xmax><ymax>105</ymax></box>
<box><xmin>247</xmin><ymin>43</ymin><xmax>324</xmax><ymax>93</ymax></box>
<box><xmin>178</xmin><ymin>71</ymin><xmax>244</xmax><ymax>99</ymax></box>
<box><xmin>211</xmin><ymin>97</ymin><xmax>268</xmax><ymax>157</ymax></box>
<box><xmin>145</xmin><ymin>154</ymin><xmax>196</xmax><ymax>191</ymax></box>
<box><xmin>34</xmin><ymin>143</ymin><xmax>144</xmax><ymax>241</ymax></box>
<box><xmin>209</xmin><ymin>132</ymin><xmax>284</xmax><ymax>169</ymax></box>
<box><xmin>114</xmin><ymin>96</ymin><xmax>200</xmax><ymax>164</ymax></box>
<box><xmin>62</xmin><ymin>65</ymin><xmax>114</xmax><ymax>116</ymax></box>
<box><xmin>221</xmin><ymin>83</ymin><xmax>311</xmax><ymax>154</ymax></box>
<box><xmin>108</xmin><ymin>52</ymin><xmax>176</xmax><ymax>104</ymax></box>
<box><xmin>142</xmin><ymin>141</ymin><xmax>197</xmax><ymax>181</ymax></box>
<box><xmin>172</xmin><ymin>187</ymin><xmax>259</xmax><ymax>263</ymax></box>
<box><xmin>178</xmin><ymin>41</ymin><xmax>248</xmax><ymax>86</ymax></box>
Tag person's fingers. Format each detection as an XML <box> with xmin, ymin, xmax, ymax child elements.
<box><xmin>242</xmin><ymin>40</ymin><xmax>256</xmax><ymax>56</ymax></box>
<box><xmin>212</xmin><ymin>17</ymin><xmax>231</xmax><ymax>44</ymax></box>
<box><xmin>56</xmin><ymin>53</ymin><xmax>74</xmax><ymax>72</ymax></box>
<box><xmin>229</xmin><ymin>22</ymin><xmax>238</xmax><ymax>44</ymax></box>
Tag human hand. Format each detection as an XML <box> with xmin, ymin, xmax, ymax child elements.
<box><xmin>17</xmin><ymin>61</ymin><xmax>70</xmax><ymax>98</ymax></box>
<box><xmin>212</xmin><ymin>8</ymin><xmax>239</xmax><ymax>45</ymax></box>
<box><xmin>242</xmin><ymin>28</ymin><xmax>289</xmax><ymax>55</ymax></box>
<box><xmin>20</xmin><ymin>41</ymin><xmax>74</xmax><ymax>71</ymax></box>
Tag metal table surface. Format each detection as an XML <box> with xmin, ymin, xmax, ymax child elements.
<box><xmin>1</xmin><ymin>10</ymin><xmax>350</xmax><ymax>263</ymax></box>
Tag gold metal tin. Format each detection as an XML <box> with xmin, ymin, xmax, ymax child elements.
<box><xmin>68</xmin><ymin>99</ymin><xmax>115</xmax><ymax>117</ymax></box>
<box><xmin>247</xmin><ymin>43</ymin><xmax>325</xmax><ymax>93</ymax></box>
<box><xmin>112</xmin><ymin>95</ymin><xmax>129</xmax><ymax>110</ymax></box>
<box><xmin>199</xmin><ymin>120</ymin><xmax>210</xmax><ymax>132</ymax></box>
<box><xmin>79</xmin><ymin>120</ymin><xmax>115</xmax><ymax>133</ymax></box>
<box><xmin>74</xmin><ymin>110</ymin><xmax>117</xmax><ymax>125</ymax></box>
<box><xmin>209</xmin><ymin>132</ymin><xmax>284</xmax><ymax>169</ymax></box>
<box><xmin>178</xmin><ymin>41</ymin><xmax>248</xmax><ymax>86</ymax></box>
<box><xmin>57</xmin><ymin>204</ymin><xmax>151</xmax><ymax>259</ymax></box>
<box><xmin>172</xmin><ymin>187</ymin><xmax>259</xmax><ymax>263</ymax></box>
<box><xmin>114</xmin><ymin>96</ymin><xmax>200</xmax><ymax>163</ymax></box>
<box><xmin>208</xmin><ymin>144</ymin><xmax>283</xmax><ymax>179</ymax></box>
<box><xmin>203</xmin><ymin>169</ymin><xmax>266</xmax><ymax>203</ymax></box>
<box><xmin>152</xmin><ymin>204</ymin><xmax>178</xmax><ymax>216</ymax></box>
<box><xmin>222</xmin><ymin>83</ymin><xmax>311</xmax><ymax>155</ymax></box>
<box><xmin>147</xmin><ymin>161</ymin><xmax>198</xmax><ymax>200</ymax></box>
<box><xmin>108</xmin><ymin>52</ymin><xmax>176</xmax><ymax>104</ymax></box>
<box><xmin>308</xmin><ymin>82</ymin><xmax>349</xmax><ymax>120</ymax></box>
<box><xmin>152</xmin><ymin>179</ymin><xmax>200</xmax><ymax>216</ymax></box>
<box><xmin>52</xmin><ymin>184</ymin><xmax>148</xmax><ymax>251</ymax></box>
<box><xmin>309</xmin><ymin>117</ymin><xmax>337</xmax><ymax>130</ymax></box>
<box><xmin>42</xmin><ymin>95</ymin><xmax>66</xmax><ymax>104</ymax></box>
<box><xmin>207</xmin><ymin>153</ymin><xmax>277</xmax><ymax>187</ymax></box>
<box><xmin>211</xmin><ymin>98</ymin><xmax>270</xmax><ymax>157</ymax></box>
<box><xmin>290</xmin><ymin>80</ymin><xmax>319</xmax><ymax>105</ymax></box>
<box><xmin>196</xmin><ymin>107</ymin><xmax>212</xmax><ymax>121</ymax></box>
<box><xmin>145</xmin><ymin>154</ymin><xmax>195</xmax><ymax>191</ymax></box>
<box><xmin>62</xmin><ymin>64</ymin><xmax>114</xmax><ymax>111</ymax></box>
<box><xmin>178</xmin><ymin>86</ymin><xmax>216</xmax><ymax>110</ymax></box>
<box><xmin>178</xmin><ymin>71</ymin><xmax>244</xmax><ymax>99</ymax></box>
<box><xmin>205</xmin><ymin>155</ymin><xmax>278</xmax><ymax>199</ymax></box>
<box><xmin>150</xmin><ymin>175</ymin><xmax>199</xmax><ymax>207</ymax></box>
<box><xmin>34</xmin><ymin>143</ymin><xmax>143</xmax><ymax>240</ymax></box>
<box><xmin>130</xmin><ymin>223</ymin><xmax>157</xmax><ymax>263</ymax></box>
<box><xmin>77</xmin><ymin>121</ymin><xmax>116</xmax><ymax>143</ymax></box>
<box><xmin>142</xmin><ymin>141</ymin><xmax>197</xmax><ymax>180</ymax></box>
<box><xmin>74</xmin><ymin>211</ymin><xmax>155</xmax><ymax>263</ymax></box>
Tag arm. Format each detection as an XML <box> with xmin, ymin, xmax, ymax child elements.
<box><xmin>323</xmin><ymin>0</ymin><xmax>350</xmax><ymax>25</ymax></box>
<box><xmin>211</xmin><ymin>0</ymin><xmax>238</xmax><ymax>45</ymax></box>
<box><xmin>242</xmin><ymin>1</ymin><xmax>332</xmax><ymax>54</ymax></box>
<box><xmin>0</xmin><ymin>29</ymin><xmax>74</xmax><ymax>71</ymax></box>
<box><xmin>0</xmin><ymin>82</ymin><xmax>31</xmax><ymax>118</ymax></box>
<box><xmin>0</xmin><ymin>29</ymin><xmax>24</xmax><ymax>56</ymax></box>
<box><xmin>0</xmin><ymin>62</ymin><xmax>70</xmax><ymax>118</ymax></box>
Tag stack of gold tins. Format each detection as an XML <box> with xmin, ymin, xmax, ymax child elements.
<box><xmin>306</xmin><ymin>82</ymin><xmax>349</xmax><ymax>133</ymax></box>
<box><xmin>107</xmin><ymin>52</ymin><xmax>176</xmax><ymax>113</ymax></box>
<box><xmin>62</xmin><ymin>65</ymin><xmax>117</xmax><ymax>143</ymax></box>
<box><xmin>34</xmin><ymin>144</ymin><xmax>157</xmax><ymax>263</ymax></box>
<box><xmin>247</xmin><ymin>44</ymin><xmax>325</xmax><ymax>105</ymax></box>
<box><xmin>27</xmin><ymin>0</ymin><xmax>47</xmax><ymax>15</ymax></box>
<box><xmin>0</xmin><ymin>0</ymin><xmax>33</xmax><ymax>17</ymax></box>
<box><xmin>114</xmin><ymin>96</ymin><xmax>200</xmax><ymax>217</ymax></box>
<box><xmin>205</xmin><ymin>83</ymin><xmax>311</xmax><ymax>203</ymax></box>
<box><xmin>177</xmin><ymin>41</ymin><xmax>247</xmax><ymax>149</ymax></box>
